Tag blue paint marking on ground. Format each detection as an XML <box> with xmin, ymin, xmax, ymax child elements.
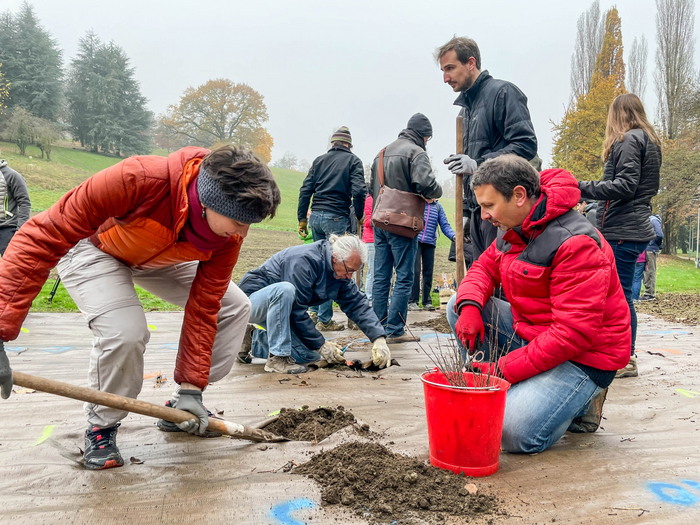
<box><xmin>682</xmin><ymin>479</ymin><xmax>700</xmax><ymax>490</ymax></box>
<box><xmin>156</xmin><ymin>343</ymin><xmax>179</xmax><ymax>350</ymax></box>
<box><xmin>4</xmin><ymin>346</ymin><xmax>27</xmax><ymax>354</ymax></box>
<box><xmin>639</xmin><ymin>330</ymin><xmax>688</xmax><ymax>336</ymax></box>
<box><xmin>419</xmin><ymin>333</ymin><xmax>454</xmax><ymax>341</ymax></box>
<box><xmin>6</xmin><ymin>346</ymin><xmax>72</xmax><ymax>354</ymax></box>
<box><xmin>647</xmin><ymin>482</ymin><xmax>700</xmax><ymax>506</ymax></box>
<box><xmin>270</xmin><ymin>498</ymin><xmax>315</xmax><ymax>525</ymax></box>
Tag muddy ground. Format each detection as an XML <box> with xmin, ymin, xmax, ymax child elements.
<box><xmin>296</xmin><ymin>442</ymin><xmax>503</xmax><ymax>525</ymax></box>
<box><xmin>264</xmin><ymin>406</ymin><xmax>360</xmax><ymax>442</ymax></box>
<box><xmin>635</xmin><ymin>293</ymin><xmax>700</xmax><ymax>325</ymax></box>
<box><xmin>411</xmin><ymin>312</ymin><xmax>452</xmax><ymax>333</ymax></box>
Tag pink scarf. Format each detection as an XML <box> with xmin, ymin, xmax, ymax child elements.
<box><xmin>182</xmin><ymin>176</ymin><xmax>230</xmax><ymax>252</ymax></box>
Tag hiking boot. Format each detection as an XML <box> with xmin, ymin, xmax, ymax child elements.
<box><xmin>423</xmin><ymin>304</ymin><xmax>435</xmax><ymax>311</ymax></box>
<box><xmin>84</xmin><ymin>423</ymin><xmax>124</xmax><ymax>470</ymax></box>
<box><xmin>347</xmin><ymin>319</ymin><xmax>359</xmax><ymax>330</ymax></box>
<box><xmin>264</xmin><ymin>355</ymin><xmax>308</xmax><ymax>374</ymax></box>
<box><xmin>616</xmin><ymin>355</ymin><xmax>638</xmax><ymax>378</ymax></box>
<box><xmin>308</xmin><ymin>311</ymin><xmax>318</xmax><ymax>323</ymax></box>
<box><xmin>408</xmin><ymin>303</ymin><xmax>422</xmax><ymax>311</ymax></box>
<box><xmin>386</xmin><ymin>334</ymin><xmax>420</xmax><ymax>344</ymax></box>
<box><xmin>316</xmin><ymin>320</ymin><xmax>345</xmax><ymax>331</ymax></box>
<box><xmin>568</xmin><ymin>387</ymin><xmax>608</xmax><ymax>433</ymax></box>
<box><xmin>157</xmin><ymin>400</ymin><xmax>223</xmax><ymax>437</ymax></box>
<box><xmin>237</xmin><ymin>324</ymin><xmax>254</xmax><ymax>364</ymax></box>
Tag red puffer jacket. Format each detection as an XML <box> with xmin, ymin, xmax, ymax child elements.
<box><xmin>0</xmin><ymin>147</ymin><xmax>242</xmax><ymax>389</ymax></box>
<box><xmin>455</xmin><ymin>169</ymin><xmax>630</xmax><ymax>384</ymax></box>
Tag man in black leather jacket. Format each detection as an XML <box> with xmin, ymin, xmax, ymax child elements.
<box><xmin>369</xmin><ymin>113</ymin><xmax>442</xmax><ymax>343</ymax></box>
<box><xmin>436</xmin><ymin>36</ymin><xmax>538</xmax><ymax>264</ymax></box>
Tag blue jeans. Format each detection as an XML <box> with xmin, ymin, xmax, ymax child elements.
<box><xmin>309</xmin><ymin>211</ymin><xmax>350</xmax><ymax>323</ymax></box>
<box><xmin>632</xmin><ymin>261</ymin><xmax>645</xmax><ymax>300</ymax></box>
<box><xmin>609</xmin><ymin>240</ymin><xmax>648</xmax><ymax>355</ymax></box>
<box><xmin>446</xmin><ymin>294</ymin><xmax>602</xmax><ymax>453</ymax></box>
<box><xmin>372</xmin><ymin>228</ymin><xmax>418</xmax><ymax>337</ymax></box>
<box><xmin>247</xmin><ymin>282</ymin><xmax>321</xmax><ymax>364</ymax></box>
<box><xmin>364</xmin><ymin>242</ymin><xmax>375</xmax><ymax>304</ymax></box>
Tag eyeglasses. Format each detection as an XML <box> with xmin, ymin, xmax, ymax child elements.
<box><xmin>342</xmin><ymin>260</ymin><xmax>359</xmax><ymax>278</ymax></box>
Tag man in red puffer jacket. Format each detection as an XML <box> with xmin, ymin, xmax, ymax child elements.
<box><xmin>445</xmin><ymin>155</ymin><xmax>629</xmax><ymax>454</ymax></box>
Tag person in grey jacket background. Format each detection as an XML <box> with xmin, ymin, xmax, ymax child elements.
<box><xmin>641</xmin><ymin>214</ymin><xmax>663</xmax><ymax>301</ymax></box>
<box><xmin>369</xmin><ymin>113</ymin><xmax>442</xmax><ymax>343</ymax></box>
<box><xmin>0</xmin><ymin>152</ymin><xmax>31</xmax><ymax>255</ymax></box>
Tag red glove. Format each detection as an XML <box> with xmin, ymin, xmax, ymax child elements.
<box><xmin>455</xmin><ymin>304</ymin><xmax>485</xmax><ymax>353</ymax></box>
<box><xmin>469</xmin><ymin>361</ymin><xmax>498</xmax><ymax>376</ymax></box>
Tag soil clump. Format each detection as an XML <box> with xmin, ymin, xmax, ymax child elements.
<box><xmin>295</xmin><ymin>442</ymin><xmax>503</xmax><ymax>524</ymax></box>
<box><xmin>412</xmin><ymin>313</ymin><xmax>452</xmax><ymax>334</ymax></box>
<box><xmin>264</xmin><ymin>406</ymin><xmax>359</xmax><ymax>442</ymax></box>
<box><xmin>635</xmin><ymin>293</ymin><xmax>700</xmax><ymax>325</ymax></box>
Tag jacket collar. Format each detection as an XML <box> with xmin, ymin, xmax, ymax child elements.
<box><xmin>453</xmin><ymin>70</ymin><xmax>492</xmax><ymax>109</ymax></box>
<box><xmin>330</xmin><ymin>144</ymin><xmax>352</xmax><ymax>153</ymax></box>
<box><xmin>398</xmin><ymin>129</ymin><xmax>426</xmax><ymax>150</ymax></box>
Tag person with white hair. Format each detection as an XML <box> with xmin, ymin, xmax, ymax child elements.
<box><xmin>237</xmin><ymin>234</ymin><xmax>389</xmax><ymax>374</ymax></box>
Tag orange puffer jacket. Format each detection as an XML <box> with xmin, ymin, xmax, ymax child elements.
<box><xmin>0</xmin><ymin>147</ymin><xmax>242</xmax><ymax>388</ymax></box>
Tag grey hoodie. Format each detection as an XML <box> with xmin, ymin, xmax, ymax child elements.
<box><xmin>0</xmin><ymin>160</ymin><xmax>31</xmax><ymax>230</ymax></box>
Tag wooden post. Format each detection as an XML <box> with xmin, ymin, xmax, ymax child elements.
<box><xmin>455</xmin><ymin>116</ymin><xmax>465</xmax><ymax>285</ymax></box>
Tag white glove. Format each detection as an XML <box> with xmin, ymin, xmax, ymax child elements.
<box><xmin>444</xmin><ymin>154</ymin><xmax>477</xmax><ymax>176</ymax></box>
<box><xmin>319</xmin><ymin>341</ymin><xmax>344</xmax><ymax>364</ymax></box>
<box><xmin>371</xmin><ymin>337</ymin><xmax>391</xmax><ymax>368</ymax></box>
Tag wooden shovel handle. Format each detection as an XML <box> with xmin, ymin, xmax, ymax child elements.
<box><xmin>12</xmin><ymin>371</ymin><xmax>287</xmax><ymax>443</ymax></box>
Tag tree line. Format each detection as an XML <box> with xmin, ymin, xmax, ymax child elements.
<box><xmin>0</xmin><ymin>2</ymin><xmax>273</xmax><ymax>162</ymax></box>
<box><xmin>552</xmin><ymin>0</ymin><xmax>700</xmax><ymax>255</ymax></box>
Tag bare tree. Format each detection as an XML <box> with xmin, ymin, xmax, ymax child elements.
<box><xmin>655</xmin><ymin>0</ymin><xmax>696</xmax><ymax>139</ymax></box>
<box><xmin>627</xmin><ymin>35</ymin><xmax>649</xmax><ymax>100</ymax></box>
<box><xmin>297</xmin><ymin>158</ymin><xmax>311</xmax><ymax>173</ymax></box>
<box><xmin>570</xmin><ymin>0</ymin><xmax>605</xmax><ymax>100</ymax></box>
<box><xmin>272</xmin><ymin>151</ymin><xmax>299</xmax><ymax>170</ymax></box>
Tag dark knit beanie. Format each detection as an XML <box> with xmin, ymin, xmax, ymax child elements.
<box><xmin>407</xmin><ymin>113</ymin><xmax>433</xmax><ymax>138</ymax></box>
<box><xmin>197</xmin><ymin>167</ymin><xmax>267</xmax><ymax>224</ymax></box>
<box><xmin>331</xmin><ymin>126</ymin><xmax>352</xmax><ymax>147</ymax></box>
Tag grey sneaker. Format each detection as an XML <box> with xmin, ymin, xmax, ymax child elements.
<box><xmin>408</xmin><ymin>303</ymin><xmax>422</xmax><ymax>311</ymax></box>
<box><xmin>386</xmin><ymin>334</ymin><xmax>420</xmax><ymax>344</ymax></box>
<box><xmin>237</xmin><ymin>324</ymin><xmax>254</xmax><ymax>364</ymax></box>
<box><xmin>316</xmin><ymin>320</ymin><xmax>345</xmax><ymax>331</ymax></box>
<box><xmin>423</xmin><ymin>304</ymin><xmax>435</xmax><ymax>311</ymax></box>
<box><xmin>264</xmin><ymin>355</ymin><xmax>308</xmax><ymax>374</ymax></box>
<box><xmin>615</xmin><ymin>355</ymin><xmax>638</xmax><ymax>378</ymax></box>
<box><xmin>640</xmin><ymin>295</ymin><xmax>656</xmax><ymax>302</ymax></box>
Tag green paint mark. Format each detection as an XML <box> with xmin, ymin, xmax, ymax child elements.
<box><xmin>20</xmin><ymin>327</ymin><xmax>29</xmax><ymax>333</ymax></box>
<box><xmin>147</xmin><ymin>325</ymin><xmax>157</xmax><ymax>331</ymax></box>
<box><xmin>35</xmin><ymin>425</ymin><xmax>55</xmax><ymax>446</ymax></box>
<box><xmin>268</xmin><ymin>409</ymin><xmax>281</xmax><ymax>416</ymax></box>
<box><xmin>253</xmin><ymin>324</ymin><xmax>265</xmax><ymax>331</ymax></box>
<box><xmin>676</xmin><ymin>389</ymin><xmax>700</xmax><ymax>398</ymax></box>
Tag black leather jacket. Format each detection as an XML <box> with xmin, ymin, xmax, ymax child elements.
<box><xmin>369</xmin><ymin>129</ymin><xmax>442</xmax><ymax>203</ymax></box>
<box><xmin>454</xmin><ymin>71</ymin><xmax>538</xmax><ymax>214</ymax></box>
<box><xmin>579</xmin><ymin>129</ymin><xmax>662</xmax><ymax>242</ymax></box>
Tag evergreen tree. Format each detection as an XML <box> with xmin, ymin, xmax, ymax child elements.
<box><xmin>552</xmin><ymin>8</ymin><xmax>626</xmax><ymax>180</ymax></box>
<box><xmin>0</xmin><ymin>2</ymin><xmax>63</xmax><ymax>121</ymax></box>
<box><xmin>66</xmin><ymin>32</ymin><xmax>153</xmax><ymax>156</ymax></box>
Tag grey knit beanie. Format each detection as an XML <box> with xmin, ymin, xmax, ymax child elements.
<box><xmin>197</xmin><ymin>167</ymin><xmax>267</xmax><ymax>224</ymax></box>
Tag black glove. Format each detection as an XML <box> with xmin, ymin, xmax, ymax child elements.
<box><xmin>174</xmin><ymin>389</ymin><xmax>209</xmax><ymax>436</ymax></box>
<box><xmin>0</xmin><ymin>341</ymin><xmax>13</xmax><ymax>399</ymax></box>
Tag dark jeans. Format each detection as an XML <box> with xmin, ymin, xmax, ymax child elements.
<box><xmin>610</xmin><ymin>240</ymin><xmax>649</xmax><ymax>356</ymax></box>
<box><xmin>0</xmin><ymin>226</ymin><xmax>17</xmax><ymax>255</ymax></box>
<box><xmin>308</xmin><ymin>211</ymin><xmax>350</xmax><ymax>323</ymax></box>
<box><xmin>372</xmin><ymin>228</ymin><xmax>418</xmax><ymax>337</ymax></box>
<box><xmin>632</xmin><ymin>261</ymin><xmax>645</xmax><ymax>300</ymax></box>
<box><xmin>410</xmin><ymin>242</ymin><xmax>435</xmax><ymax>305</ymax></box>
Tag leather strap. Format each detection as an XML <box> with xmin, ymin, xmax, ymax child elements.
<box><xmin>378</xmin><ymin>148</ymin><xmax>386</xmax><ymax>187</ymax></box>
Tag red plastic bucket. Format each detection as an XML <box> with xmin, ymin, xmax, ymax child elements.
<box><xmin>421</xmin><ymin>370</ymin><xmax>510</xmax><ymax>477</ymax></box>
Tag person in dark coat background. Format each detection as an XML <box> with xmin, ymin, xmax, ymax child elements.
<box><xmin>579</xmin><ymin>93</ymin><xmax>662</xmax><ymax>379</ymax></box>
<box><xmin>436</xmin><ymin>36</ymin><xmax>539</xmax><ymax>265</ymax></box>
<box><xmin>641</xmin><ymin>214</ymin><xmax>663</xmax><ymax>301</ymax></box>
<box><xmin>0</xmin><ymin>152</ymin><xmax>31</xmax><ymax>255</ymax></box>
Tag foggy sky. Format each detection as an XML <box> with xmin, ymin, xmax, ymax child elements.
<box><xmin>5</xmin><ymin>0</ymin><xmax>689</xmax><ymax>182</ymax></box>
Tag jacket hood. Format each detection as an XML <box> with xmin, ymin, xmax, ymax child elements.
<box><xmin>397</xmin><ymin>129</ymin><xmax>426</xmax><ymax>150</ymax></box>
<box><xmin>0</xmin><ymin>160</ymin><xmax>6</xmax><ymax>169</ymax></box>
<box><xmin>521</xmin><ymin>169</ymin><xmax>581</xmax><ymax>234</ymax></box>
<box><xmin>584</xmin><ymin>201</ymin><xmax>598</xmax><ymax>213</ymax></box>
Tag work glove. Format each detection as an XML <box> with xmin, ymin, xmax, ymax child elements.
<box><xmin>319</xmin><ymin>341</ymin><xmax>344</xmax><ymax>364</ymax></box>
<box><xmin>173</xmin><ymin>389</ymin><xmax>209</xmax><ymax>436</ymax></box>
<box><xmin>297</xmin><ymin>219</ymin><xmax>308</xmax><ymax>237</ymax></box>
<box><xmin>469</xmin><ymin>361</ymin><xmax>499</xmax><ymax>376</ymax></box>
<box><xmin>444</xmin><ymin>154</ymin><xmax>477</xmax><ymax>176</ymax></box>
<box><xmin>455</xmin><ymin>304</ymin><xmax>485</xmax><ymax>353</ymax></box>
<box><xmin>371</xmin><ymin>337</ymin><xmax>391</xmax><ymax>368</ymax></box>
<box><xmin>0</xmin><ymin>341</ymin><xmax>13</xmax><ymax>400</ymax></box>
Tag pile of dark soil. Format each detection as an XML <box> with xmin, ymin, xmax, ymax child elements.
<box><xmin>636</xmin><ymin>293</ymin><xmax>700</xmax><ymax>325</ymax></box>
<box><xmin>295</xmin><ymin>442</ymin><xmax>503</xmax><ymax>524</ymax></box>
<box><xmin>264</xmin><ymin>406</ymin><xmax>360</xmax><ymax>442</ymax></box>
<box><xmin>412</xmin><ymin>313</ymin><xmax>452</xmax><ymax>334</ymax></box>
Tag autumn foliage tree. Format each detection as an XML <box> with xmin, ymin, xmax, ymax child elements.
<box><xmin>552</xmin><ymin>7</ymin><xmax>626</xmax><ymax>180</ymax></box>
<box><xmin>159</xmin><ymin>79</ymin><xmax>274</xmax><ymax>164</ymax></box>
